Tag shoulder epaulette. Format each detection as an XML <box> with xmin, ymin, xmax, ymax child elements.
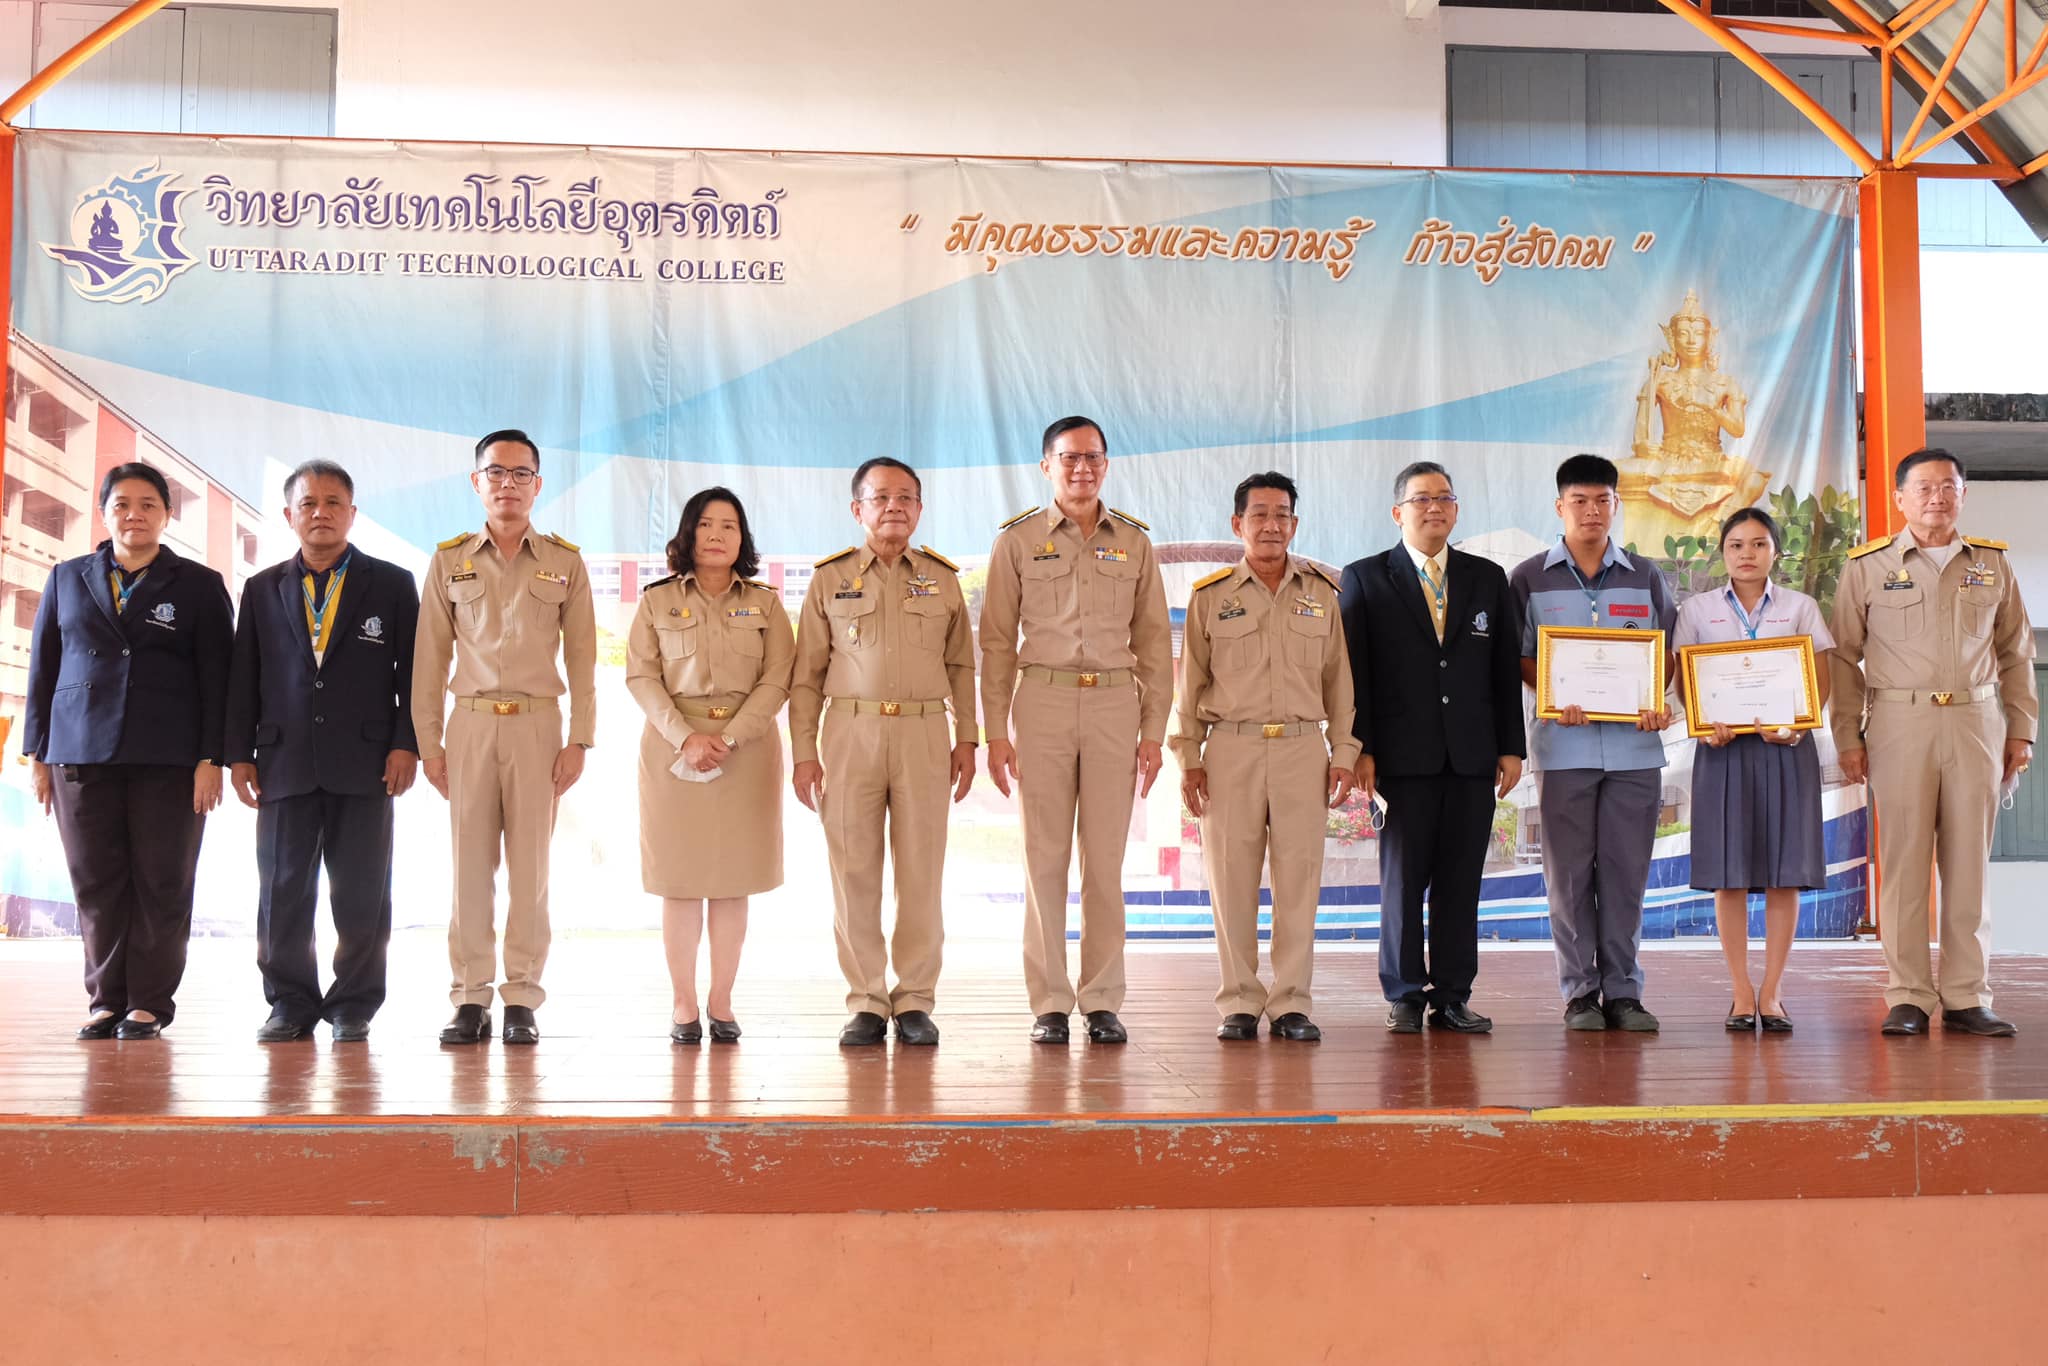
<box><xmin>543</xmin><ymin>531</ymin><xmax>580</xmax><ymax>552</ymax></box>
<box><xmin>1107</xmin><ymin>506</ymin><xmax>1150</xmax><ymax>531</ymax></box>
<box><xmin>1965</xmin><ymin>535</ymin><xmax>2010</xmax><ymax>552</ymax></box>
<box><xmin>814</xmin><ymin>546</ymin><xmax>858</xmax><ymax>568</ymax></box>
<box><xmin>743</xmin><ymin>577</ymin><xmax>776</xmax><ymax>591</ymax></box>
<box><xmin>1846</xmin><ymin>535</ymin><xmax>1893</xmax><ymax>560</ymax></box>
<box><xmin>642</xmin><ymin>573</ymin><xmax>680</xmax><ymax>591</ymax></box>
<box><xmin>918</xmin><ymin>545</ymin><xmax>961</xmax><ymax>573</ymax></box>
<box><xmin>1306</xmin><ymin>562</ymin><xmax>1341</xmax><ymax>589</ymax></box>
<box><xmin>1191</xmin><ymin>567</ymin><xmax>1233</xmax><ymax>591</ymax></box>
<box><xmin>999</xmin><ymin>506</ymin><xmax>1041</xmax><ymax>530</ymax></box>
<box><xmin>436</xmin><ymin>532</ymin><xmax>470</xmax><ymax>550</ymax></box>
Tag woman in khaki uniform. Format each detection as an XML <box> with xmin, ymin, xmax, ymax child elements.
<box><xmin>625</xmin><ymin>487</ymin><xmax>794</xmax><ymax>1043</ymax></box>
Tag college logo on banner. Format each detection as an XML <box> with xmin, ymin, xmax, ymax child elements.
<box><xmin>40</xmin><ymin>163</ymin><xmax>197</xmax><ymax>305</ymax></box>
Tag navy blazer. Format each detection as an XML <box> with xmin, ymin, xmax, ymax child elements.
<box><xmin>225</xmin><ymin>547</ymin><xmax>421</xmax><ymax>802</ymax></box>
<box><xmin>22</xmin><ymin>543</ymin><xmax>235</xmax><ymax>767</ymax></box>
<box><xmin>1338</xmin><ymin>545</ymin><xmax>1527</xmax><ymax>780</ymax></box>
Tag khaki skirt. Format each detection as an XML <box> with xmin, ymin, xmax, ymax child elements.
<box><xmin>637</xmin><ymin>712</ymin><xmax>785</xmax><ymax>899</ymax></box>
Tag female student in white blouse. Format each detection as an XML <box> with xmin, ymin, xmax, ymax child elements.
<box><xmin>1673</xmin><ymin>508</ymin><xmax>1833</xmax><ymax>1034</ymax></box>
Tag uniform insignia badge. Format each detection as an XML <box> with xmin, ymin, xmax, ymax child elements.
<box><xmin>1293</xmin><ymin>595</ymin><xmax>1326</xmax><ymax>619</ymax></box>
<box><xmin>727</xmin><ymin>607</ymin><xmax>761</xmax><ymax>619</ymax></box>
<box><xmin>1218</xmin><ymin>596</ymin><xmax>1247</xmax><ymax>621</ymax></box>
<box><xmin>1472</xmin><ymin>610</ymin><xmax>1489</xmax><ymax>634</ymax></box>
<box><xmin>149</xmin><ymin>602</ymin><xmax>176</xmax><ymax>626</ymax></box>
<box><xmin>680</xmin><ymin>607</ymin><xmax>692</xmax><ymax>619</ymax></box>
<box><xmin>1093</xmin><ymin>546</ymin><xmax>1128</xmax><ymax>562</ymax></box>
<box><xmin>845</xmin><ymin>622</ymin><xmax>861</xmax><ymax>645</ymax></box>
<box><xmin>669</xmin><ymin>607</ymin><xmax>681</xmax><ymax>616</ymax></box>
<box><xmin>1964</xmin><ymin>562</ymin><xmax>1996</xmax><ymax>588</ymax></box>
<box><xmin>362</xmin><ymin>616</ymin><xmax>383</xmax><ymax>640</ymax></box>
<box><xmin>1034</xmin><ymin>541</ymin><xmax>1060</xmax><ymax>561</ymax></box>
<box><xmin>535</xmin><ymin>570</ymin><xmax>569</xmax><ymax>585</ymax></box>
<box><xmin>1883</xmin><ymin>568</ymin><xmax>1914</xmax><ymax>591</ymax></box>
<box><xmin>907</xmin><ymin>574</ymin><xmax>939</xmax><ymax>598</ymax></box>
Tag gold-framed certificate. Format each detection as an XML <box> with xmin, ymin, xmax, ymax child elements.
<box><xmin>1678</xmin><ymin>636</ymin><xmax>1822</xmax><ymax>738</ymax></box>
<box><xmin>1536</xmin><ymin>626</ymin><xmax>1667</xmax><ymax>723</ymax></box>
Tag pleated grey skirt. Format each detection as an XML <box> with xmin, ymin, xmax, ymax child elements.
<box><xmin>1689</xmin><ymin>734</ymin><xmax>1826</xmax><ymax>892</ymax></box>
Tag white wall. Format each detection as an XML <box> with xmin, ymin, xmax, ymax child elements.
<box><xmin>0</xmin><ymin>1</ymin><xmax>32</xmax><ymax>99</ymax></box>
<box><xmin>1958</xmin><ymin>479</ymin><xmax>2048</xmax><ymax>607</ymax></box>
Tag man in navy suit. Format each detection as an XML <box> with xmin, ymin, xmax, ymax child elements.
<box><xmin>227</xmin><ymin>460</ymin><xmax>419</xmax><ymax>1042</ymax></box>
<box><xmin>1338</xmin><ymin>462</ymin><xmax>1526</xmax><ymax>1034</ymax></box>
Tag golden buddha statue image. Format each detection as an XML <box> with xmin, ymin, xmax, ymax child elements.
<box><xmin>1618</xmin><ymin>289</ymin><xmax>1771</xmax><ymax>550</ymax></box>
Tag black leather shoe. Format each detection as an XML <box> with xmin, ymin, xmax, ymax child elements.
<box><xmin>1270</xmin><ymin>1012</ymin><xmax>1321</xmax><ymax>1042</ymax></box>
<box><xmin>439</xmin><ymin>1004</ymin><xmax>491</xmax><ymax>1045</ymax></box>
<box><xmin>1430</xmin><ymin>1002</ymin><xmax>1493</xmax><ymax>1034</ymax></box>
<box><xmin>1942</xmin><ymin>1006</ymin><xmax>2018</xmax><ymax>1037</ymax></box>
<box><xmin>76</xmin><ymin>1013</ymin><xmax>119</xmax><ymax>1041</ymax></box>
<box><xmin>1603</xmin><ymin>997</ymin><xmax>1660</xmax><ymax>1033</ymax></box>
<box><xmin>114</xmin><ymin>1015</ymin><xmax>163</xmax><ymax>1040</ymax></box>
<box><xmin>1084</xmin><ymin>1010</ymin><xmax>1128</xmax><ymax>1044</ymax></box>
<box><xmin>501</xmin><ymin>1005</ymin><xmax>539</xmax><ymax>1045</ymax></box>
<box><xmin>1385</xmin><ymin>998</ymin><xmax>1425</xmax><ymax>1034</ymax></box>
<box><xmin>1030</xmin><ymin>1012</ymin><xmax>1070</xmax><ymax>1044</ymax></box>
<box><xmin>1880</xmin><ymin>1004</ymin><xmax>1930</xmax><ymax>1036</ymax></box>
<box><xmin>1217</xmin><ymin>1012</ymin><xmax>1259</xmax><ymax>1041</ymax></box>
<box><xmin>1564</xmin><ymin>994</ymin><xmax>1607</xmax><ymax>1031</ymax></box>
<box><xmin>893</xmin><ymin>1010</ymin><xmax>940</xmax><ymax>1046</ymax></box>
<box><xmin>670</xmin><ymin>1018</ymin><xmax>703</xmax><ymax>1045</ymax></box>
<box><xmin>1726</xmin><ymin>1003</ymin><xmax>1758</xmax><ymax>1032</ymax></box>
<box><xmin>708</xmin><ymin>1015</ymin><xmax>742</xmax><ymax>1044</ymax></box>
<box><xmin>330</xmin><ymin>1017</ymin><xmax>371</xmax><ymax>1043</ymax></box>
<box><xmin>839</xmin><ymin>1011</ymin><xmax>887</xmax><ymax>1046</ymax></box>
<box><xmin>256</xmin><ymin>1013</ymin><xmax>313</xmax><ymax>1043</ymax></box>
<box><xmin>1758</xmin><ymin>1004</ymin><xmax>1793</xmax><ymax>1034</ymax></box>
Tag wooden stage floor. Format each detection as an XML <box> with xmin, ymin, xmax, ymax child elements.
<box><xmin>4</xmin><ymin>930</ymin><xmax>2047</xmax><ymax>1216</ymax></box>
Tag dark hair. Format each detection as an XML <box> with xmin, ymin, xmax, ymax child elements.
<box><xmin>1041</xmin><ymin>415</ymin><xmax>1108</xmax><ymax>458</ymax></box>
<box><xmin>283</xmin><ymin>459</ymin><xmax>355</xmax><ymax>502</ymax></box>
<box><xmin>1393</xmin><ymin>460</ymin><xmax>1452</xmax><ymax>503</ymax></box>
<box><xmin>1555</xmin><ymin>453</ymin><xmax>1619</xmax><ymax>492</ymax></box>
<box><xmin>99</xmin><ymin>462</ymin><xmax>170</xmax><ymax>509</ymax></box>
<box><xmin>851</xmin><ymin>456</ymin><xmax>922</xmax><ymax>499</ymax></box>
<box><xmin>1894</xmin><ymin>446</ymin><xmax>1965</xmax><ymax>489</ymax></box>
<box><xmin>1718</xmin><ymin>506</ymin><xmax>1781</xmax><ymax>553</ymax></box>
<box><xmin>1233</xmin><ymin>471</ymin><xmax>1298</xmax><ymax>516</ymax></box>
<box><xmin>475</xmin><ymin>428</ymin><xmax>540</xmax><ymax>469</ymax></box>
<box><xmin>666</xmin><ymin>486</ymin><xmax>760</xmax><ymax>578</ymax></box>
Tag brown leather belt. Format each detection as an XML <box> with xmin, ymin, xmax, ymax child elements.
<box><xmin>456</xmin><ymin>694</ymin><xmax>558</xmax><ymax>716</ymax></box>
<box><xmin>1870</xmin><ymin>684</ymin><xmax>1998</xmax><ymax>706</ymax></box>
<box><xmin>830</xmin><ymin>698</ymin><xmax>948</xmax><ymax>717</ymax></box>
<box><xmin>1021</xmin><ymin>665</ymin><xmax>1132</xmax><ymax>689</ymax></box>
<box><xmin>1212</xmin><ymin>720</ymin><xmax>1317</xmax><ymax>738</ymax></box>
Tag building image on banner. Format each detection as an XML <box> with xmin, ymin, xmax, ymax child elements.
<box><xmin>2</xmin><ymin>131</ymin><xmax>1866</xmax><ymax>941</ymax></box>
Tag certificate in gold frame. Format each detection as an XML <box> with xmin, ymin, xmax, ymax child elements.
<box><xmin>1535</xmin><ymin>625</ymin><xmax>1668</xmax><ymax>724</ymax></box>
<box><xmin>1678</xmin><ymin>636</ymin><xmax>1822</xmax><ymax>739</ymax></box>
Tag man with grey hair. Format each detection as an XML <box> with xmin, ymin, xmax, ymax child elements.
<box><xmin>226</xmin><ymin>459</ymin><xmax>421</xmax><ymax>1042</ymax></box>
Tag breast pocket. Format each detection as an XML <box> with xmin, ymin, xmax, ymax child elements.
<box><xmin>1210</xmin><ymin>612</ymin><xmax>1262</xmax><ymax>672</ymax></box>
<box><xmin>446</xmin><ymin>577</ymin><xmax>487</xmax><ymax>627</ymax></box>
<box><xmin>904</xmin><ymin>595</ymin><xmax>951</xmax><ymax>652</ymax></box>
<box><xmin>716</xmin><ymin>615</ymin><xmax>770</xmax><ymax>694</ymax></box>
<box><xmin>1285</xmin><ymin>609</ymin><xmax>1331</xmax><ymax>668</ymax></box>
<box><xmin>657</xmin><ymin>620</ymin><xmax>702</xmax><ymax>660</ymax></box>
<box><xmin>1961</xmin><ymin>586</ymin><xmax>1998</xmax><ymax>638</ymax></box>
<box><xmin>825</xmin><ymin>595</ymin><xmax>879</xmax><ymax>651</ymax></box>
<box><xmin>1020</xmin><ymin>557</ymin><xmax>1074</xmax><ymax>621</ymax></box>
<box><xmin>1091</xmin><ymin>560</ymin><xmax>1138</xmax><ymax>622</ymax></box>
<box><xmin>1872</xmin><ymin>586</ymin><xmax>1924</xmax><ymax>638</ymax></box>
<box><xmin>527</xmin><ymin>577</ymin><xmax>568</xmax><ymax>627</ymax></box>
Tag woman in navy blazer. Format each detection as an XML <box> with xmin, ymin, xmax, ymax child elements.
<box><xmin>22</xmin><ymin>462</ymin><xmax>234</xmax><ymax>1040</ymax></box>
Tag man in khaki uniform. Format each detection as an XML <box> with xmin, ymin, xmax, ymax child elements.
<box><xmin>1173</xmin><ymin>472</ymin><xmax>1358</xmax><ymax>1042</ymax></box>
<box><xmin>981</xmin><ymin>415</ymin><xmax>1174</xmax><ymax>1045</ymax></box>
<box><xmin>1831</xmin><ymin>447</ymin><xmax>2036</xmax><ymax>1038</ymax></box>
<box><xmin>413</xmin><ymin>429</ymin><xmax>597</xmax><ymax>1046</ymax></box>
<box><xmin>791</xmin><ymin>457</ymin><xmax>978</xmax><ymax>1047</ymax></box>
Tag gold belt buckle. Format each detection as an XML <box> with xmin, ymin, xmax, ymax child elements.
<box><xmin>1930</xmin><ymin>692</ymin><xmax>1955</xmax><ymax>706</ymax></box>
<box><xmin>707</xmin><ymin>706</ymin><xmax>733</xmax><ymax>720</ymax></box>
<box><xmin>1262</xmin><ymin>723</ymin><xmax>1285</xmax><ymax>739</ymax></box>
<box><xmin>880</xmin><ymin>701</ymin><xmax>902</xmax><ymax>717</ymax></box>
<box><xmin>490</xmin><ymin>700</ymin><xmax>519</xmax><ymax>716</ymax></box>
<box><xmin>1077</xmin><ymin>672</ymin><xmax>1099</xmax><ymax>688</ymax></box>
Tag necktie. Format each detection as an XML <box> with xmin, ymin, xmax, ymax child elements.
<box><xmin>1424</xmin><ymin>558</ymin><xmax>1447</xmax><ymax>643</ymax></box>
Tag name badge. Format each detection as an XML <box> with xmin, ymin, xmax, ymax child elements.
<box><xmin>449</xmin><ymin>571</ymin><xmax>478</xmax><ymax>583</ymax></box>
<box><xmin>833</xmin><ymin>591</ymin><xmax>865</xmax><ymax>600</ymax></box>
<box><xmin>1608</xmin><ymin>603</ymin><xmax>1650</xmax><ymax>619</ymax></box>
<box><xmin>1218</xmin><ymin>606</ymin><xmax>1248</xmax><ymax>621</ymax></box>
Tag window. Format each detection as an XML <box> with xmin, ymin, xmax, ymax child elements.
<box><xmin>12</xmin><ymin>588</ymin><xmax>41</xmax><ymax>631</ymax></box>
<box><xmin>589</xmin><ymin>561</ymin><xmax>622</xmax><ymax>601</ymax></box>
<box><xmin>19</xmin><ymin>490</ymin><xmax>71</xmax><ymax>541</ymax></box>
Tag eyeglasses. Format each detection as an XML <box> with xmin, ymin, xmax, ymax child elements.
<box><xmin>1902</xmin><ymin>481</ymin><xmax>1962</xmax><ymax>500</ymax></box>
<box><xmin>1053</xmin><ymin>452</ymin><xmax>1107</xmax><ymax>469</ymax></box>
<box><xmin>857</xmin><ymin>493</ymin><xmax>922</xmax><ymax>509</ymax></box>
<box><xmin>479</xmin><ymin>465</ymin><xmax>537</xmax><ymax>486</ymax></box>
<box><xmin>1399</xmin><ymin>494</ymin><xmax>1459</xmax><ymax>510</ymax></box>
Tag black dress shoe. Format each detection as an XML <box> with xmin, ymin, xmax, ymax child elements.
<box><xmin>708</xmin><ymin>1015</ymin><xmax>742</xmax><ymax>1044</ymax></box>
<box><xmin>1880</xmin><ymin>1004</ymin><xmax>1930</xmax><ymax>1036</ymax></box>
<box><xmin>1564</xmin><ymin>994</ymin><xmax>1607</xmax><ymax>1031</ymax></box>
<box><xmin>1603</xmin><ymin>997</ymin><xmax>1660</xmax><ymax>1033</ymax></box>
<box><xmin>1758</xmin><ymin>1004</ymin><xmax>1793</xmax><ymax>1035</ymax></box>
<box><xmin>1084</xmin><ymin>1011</ymin><xmax>1128</xmax><ymax>1044</ymax></box>
<box><xmin>1725</xmin><ymin>1003</ymin><xmax>1758</xmax><ymax>1032</ymax></box>
<box><xmin>76</xmin><ymin>1013</ymin><xmax>119</xmax><ymax>1041</ymax></box>
<box><xmin>1030</xmin><ymin>1012</ymin><xmax>1070</xmax><ymax>1044</ymax></box>
<box><xmin>839</xmin><ymin>1011</ymin><xmax>887</xmax><ymax>1047</ymax></box>
<box><xmin>1385</xmin><ymin>998</ymin><xmax>1425</xmax><ymax>1034</ymax></box>
<box><xmin>114</xmin><ymin>1016</ymin><xmax>163</xmax><ymax>1040</ymax></box>
<box><xmin>331</xmin><ymin>1017</ymin><xmax>372</xmax><ymax>1043</ymax></box>
<box><xmin>439</xmin><ymin>1004</ymin><xmax>491</xmax><ymax>1045</ymax></box>
<box><xmin>1430</xmin><ymin>1002</ymin><xmax>1493</xmax><ymax>1034</ymax></box>
<box><xmin>1270</xmin><ymin>1012</ymin><xmax>1321</xmax><ymax>1042</ymax></box>
<box><xmin>1217</xmin><ymin>1013</ymin><xmax>1259</xmax><ymax>1041</ymax></box>
<box><xmin>501</xmin><ymin>1005</ymin><xmax>540</xmax><ymax>1045</ymax></box>
<box><xmin>1942</xmin><ymin>1006</ymin><xmax>2018</xmax><ymax>1037</ymax></box>
<box><xmin>671</xmin><ymin>1018</ymin><xmax>703</xmax><ymax>1045</ymax></box>
<box><xmin>893</xmin><ymin>1010</ymin><xmax>940</xmax><ymax>1046</ymax></box>
<box><xmin>256</xmin><ymin>1013</ymin><xmax>313</xmax><ymax>1043</ymax></box>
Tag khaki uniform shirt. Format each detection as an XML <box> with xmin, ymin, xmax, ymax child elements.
<box><xmin>624</xmin><ymin>572</ymin><xmax>794</xmax><ymax>750</ymax></box>
<box><xmin>411</xmin><ymin>526</ymin><xmax>598</xmax><ymax>760</ymax></box>
<box><xmin>789</xmin><ymin>543</ymin><xmax>978</xmax><ymax>765</ymax></box>
<box><xmin>979</xmin><ymin>504</ymin><xmax>1175</xmax><ymax>744</ymax></box>
<box><xmin>1829</xmin><ymin>528</ymin><xmax>2038</xmax><ymax>751</ymax></box>
<box><xmin>1170</xmin><ymin>555</ymin><xmax>1362</xmax><ymax>771</ymax></box>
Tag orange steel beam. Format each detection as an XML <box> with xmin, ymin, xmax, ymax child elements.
<box><xmin>1898</xmin><ymin>0</ymin><xmax>1991</xmax><ymax>163</ymax></box>
<box><xmin>2021</xmin><ymin>17</ymin><xmax>2048</xmax><ymax>77</ymax></box>
<box><xmin>2007</xmin><ymin>0</ymin><xmax>2018</xmax><ymax>86</ymax></box>
<box><xmin>1654</xmin><ymin>0</ymin><xmax>1879</xmax><ymax>173</ymax></box>
<box><xmin>2024</xmin><ymin>145</ymin><xmax>2048</xmax><ymax>177</ymax></box>
<box><xmin>1889</xmin><ymin>0</ymin><xmax>1965</xmax><ymax>52</ymax></box>
<box><xmin>1858</xmin><ymin>171</ymin><xmax>1924</xmax><ymax>540</ymax></box>
<box><xmin>0</xmin><ymin>0</ymin><xmax>172</xmax><ymax>125</ymax></box>
<box><xmin>1718</xmin><ymin>18</ymin><xmax>1877</xmax><ymax>45</ymax></box>
<box><xmin>1899</xmin><ymin>57</ymin><xmax>2048</xmax><ymax>165</ymax></box>
<box><xmin>1830</xmin><ymin>1</ymin><xmax>2021</xmax><ymax>173</ymax></box>
<box><xmin>1888</xmin><ymin>0</ymin><xmax>1955</xmax><ymax>32</ymax></box>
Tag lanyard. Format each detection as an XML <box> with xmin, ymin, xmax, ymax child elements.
<box><xmin>1724</xmin><ymin>587</ymin><xmax>1768</xmax><ymax>641</ymax></box>
<box><xmin>301</xmin><ymin>551</ymin><xmax>352</xmax><ymax>653</ymax></box>
<box><xmin>109</xmin><ymin>565</ymin><xmax>148</xmax><ymax>615</ymax></box>
<box><xmin>1563</xmin><ymin>554</ymin><xmax>1613</xmax><ymax>623</ymax></box>
<box><xmin>1413</xmin><ymin>556</ymin><xmax>1446</xmax><ymax>614</ymax></box>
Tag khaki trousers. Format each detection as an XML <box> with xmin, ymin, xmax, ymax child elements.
<box><xmin>1014</xmin><ymin>676</ymin><xmax>1140</xmax><ymax>1016</ymax></box>
<box><xmin>1198</xmin><ymin>730</ymin><xmax>1327</xmax><ymax>1019</ymax></box>
<box><xmin>819</xmin><ymin>703</ymin><xmax>951</xmax><ymax>1016</ymax></box>
<box><xmin>1868</xmin><ymin>696</ymin><xmax>2004</xmax><ymax>1012</ymax></box>
<box><xmin>445</xmin><ymin>702</ymin><xmax>561</xmax><ymax>1009</ymax></box>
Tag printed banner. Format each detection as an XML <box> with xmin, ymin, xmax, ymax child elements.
<box><xmin>3</xmin><ymin>131</ymin><xmax>1866</xmax><ymax>939</ymax></box>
